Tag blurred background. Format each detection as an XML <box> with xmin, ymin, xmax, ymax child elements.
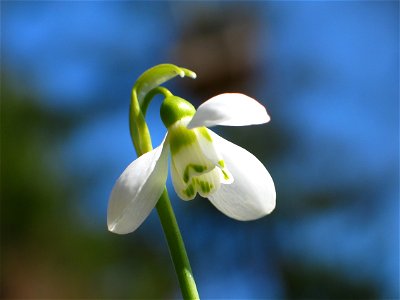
<box><xmin>1</xmin><ymin>1</ymin><xmax>398</xmax><ymax>299</ymax></box>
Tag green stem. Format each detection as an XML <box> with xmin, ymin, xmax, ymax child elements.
<box><xmin>156</xmin><ymin>189</ymin><xmax>199</xmax><ymax>299</ymax></box>
<box><xmin>141</xmin><ymin>86</ymin><xmax>172</xmax><ymax>116</ymax></box>
<box><xmin>130</xmin><ymin>86</ymin><xmax>199</xmax><ymax>299</ymax></box>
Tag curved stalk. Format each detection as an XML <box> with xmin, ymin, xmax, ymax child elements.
<box><xmin>130</xmin><ymin>81</ymin><xmax>199</xmax><ymax>299</ymax></box>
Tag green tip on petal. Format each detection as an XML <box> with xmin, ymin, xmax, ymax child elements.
<box><xmin>160</xmin><ymin>96</ymin><xmax>196</xmax><ymax>128</ymax></box>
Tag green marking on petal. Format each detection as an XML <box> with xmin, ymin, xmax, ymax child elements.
<box><xmin>218</xmin><ymin>160</ymin><xmax>225</xmax><ymax>167</ymax></box>
<box><xmin>183</xmin><ymin>184</ymin><xmax>195</xmax><ymax>198</ymax></box>
<box><xmin>193</xmin><ymin>164</ymin><xmax>207</xmax><ymax>173</ymax></box>
<box><xmin>221</xmin><ymin>169</ymin><xmax>230</xmax><ymax>180</ymax></box>
<box><xmin>183</xmin><ymin>164</ymin><xmax>207</xmax><ymax>183</ymax></box>
<box><xmin>195</xmin><ymin>179</ymin><xmax>214</xmax><ymax>195</ymax></box>
<box><xmin>169</xmin><ymin>126</ymin><xmax>197</xmax><ymax>155</ymax></box>
<box><xmin>197</xmin><ymin>127</ymin><xmax>212</xmax><ymax>142</ymax></box>
<box><xmin>200</xmin><ymin>181</ymin><xmax>206</xmax><ymax>193</ymax></box>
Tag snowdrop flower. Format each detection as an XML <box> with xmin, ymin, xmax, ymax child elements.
<box><xmin>108</xmin><ymin>93</ymin><xmax>276</xmax><ymax>234</ymax></box>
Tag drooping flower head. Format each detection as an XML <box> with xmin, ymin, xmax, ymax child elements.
<box><xmin>107</xmin><ymin>66</ymin><xmax>276</xmax><ymax>234</ymax></box>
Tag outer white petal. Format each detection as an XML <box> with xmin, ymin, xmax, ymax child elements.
<box><xmin>187</xmin><ymin>93</ymin><xmax>270</xmax><ymax>129</ymax></box>
<box><xmin>107</xmin><ymin>140</ymin><xmax>169</xmax><ymax>234</ymax></box>
<box><xmin>207</xmin><ymin>132</ymin><xmax>276</xmax><ymax>220</ymax></box>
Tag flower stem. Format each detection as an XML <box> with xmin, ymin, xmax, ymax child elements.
<box><xmin>130</xmin><ymin>75</ymin><xmax>200</xmax><ymax>299</ymax></box>
<box><xmin>156</xmin><ymin>189</ymin><xmax>200</xmax><ymax>299</ymax></box>
<box><xmin>141</xmin><ymin>86</ymin><xmax>172</xmax><ymax>116</ymax></box>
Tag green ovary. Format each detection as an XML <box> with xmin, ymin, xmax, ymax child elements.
<box><xmin>160</xmin><ymin>96</ymin><xmax>196</xmax><ymax>128</ymax></box>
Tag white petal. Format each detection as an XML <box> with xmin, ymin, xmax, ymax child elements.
<box><xmin>107</xmin><ymin>140</ymin><xmax>169</xmax><ymax>234</ymax></box>
<box><xmin>207</xmin><ymin>132</ymin><xmax>276</xmax><ymax>221</ymax></box>
<box><xmin>187</xmin><ymin>93</ymin><xmax>270</xmax><ymax>129</ymax></box>
<box><xmin>194</xmin><ymin>128</ymin><xmax>233</xmax><ymax>184</ymax></box>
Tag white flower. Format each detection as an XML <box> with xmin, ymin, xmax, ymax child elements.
<box><xmin>107</xmin><ymin>93</ymin><xmax>276</xmax><ymax>234</ymax></box>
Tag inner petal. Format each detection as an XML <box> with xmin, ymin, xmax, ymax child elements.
<box><xmin>193</xmin><ymin>167</ymin><xmax>222</xmax><ymax>198</ymax></box>
<box><xmin>170</xmin><ymin>128</ymin><xmax>215</xmax><ymax>184</ymax></box>
<box><xmin>171</xmin><ymin>159</ymin><xmax>195</xmax><ymax>201</ymax></box>
<box><xmin>168</xmin><ymin>121</ymin><xmax>234</xmax><ymax>201</ymax></box>
<box><xmin>194</xmin><ymin>128</ymin><xmax>234</xmax><ymax>185</ymax></box>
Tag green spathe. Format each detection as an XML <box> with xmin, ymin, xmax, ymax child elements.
<box><xmin>135</xmin><ymin>64</ymin><xmax>196</xmax><ymax>106</ymax></box>
<box><xmin>160</xmin><ymin>96</ymin><xmax>196</xmax><ymax>128</ymax></box>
